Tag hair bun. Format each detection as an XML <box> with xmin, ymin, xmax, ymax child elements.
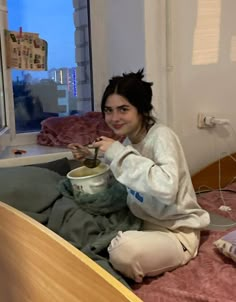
<box><xmin>122</xmin><ymin>68</ymin><xmax>144</xmax><ymax>81</ymax></box>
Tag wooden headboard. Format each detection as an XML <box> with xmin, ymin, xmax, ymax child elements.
<box><xmin>191</xmin><ymin>152</ymin><xmax>236</xmax><ymax>191</ymax></box>
<box><xmin>0</xmin><ymin>201</ymin><xmax>142</xmax><ymax>302</ymax></box>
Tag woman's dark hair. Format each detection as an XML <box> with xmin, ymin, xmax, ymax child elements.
<box><xmin>101</xmin><ymin>69</ymin><xmax>156</xmax><ymax>129</ymax></box>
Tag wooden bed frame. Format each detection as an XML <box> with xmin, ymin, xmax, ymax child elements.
<box><xmin>191</xmin><ymin>152</ymin><xmax>236</xmax><ymax>191</ymax></box>
<box><xmin>0</xmin><ymin>153</ymin><xmax>235</xmax><ymax>302</ymax></box>
<box><xmin>0</xmin><ymin>201</ymin><xmax>142</xmax><ymax>302</ymax></box>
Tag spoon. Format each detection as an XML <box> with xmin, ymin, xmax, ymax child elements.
<box><xmin>83</xmin><ymin>147</ymin><xmax>101</xmax><ymax>168</ymax></box>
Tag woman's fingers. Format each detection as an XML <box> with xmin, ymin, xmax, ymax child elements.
<box><xmin>92</xmin><ymin>136</ymin><xmax>116</xmax><ymax>153</ymax></box>
<box><xmin>68</xmin><ymin>143</ymin><xmax>83</xmax><ymax>149</ymax></box>
<box><xmin>67</xmin><ymin>137</ymin><xmax>115</xmax><ymax>159</ymax></box>
<box><xmin>68</xmin><ymin>143</ymin><xmax>91</xmax><ymax>160</ymax></box>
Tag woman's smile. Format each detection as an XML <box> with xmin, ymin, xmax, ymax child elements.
<box><xmin>112</xmin><ymin>123</ymin><xmax>124</xmax><ymax>130</ymax></box>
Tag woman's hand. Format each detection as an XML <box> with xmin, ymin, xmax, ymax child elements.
<box><xmin>68</xmin><ymin>143</ymin><xmax>92</xmax><ymax>160</ymax></box>
<box><xmin>92</xmin><ymin>136</ymin><xmax>116</xmax><ymax>153</ymax></box>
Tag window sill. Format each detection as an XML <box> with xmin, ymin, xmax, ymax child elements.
<box><xmin>0</xmin><ymin>144</ymin><xmax>73</xmax><ymax>167</ymax></box>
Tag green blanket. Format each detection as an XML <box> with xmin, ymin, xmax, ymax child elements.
<box><xmin>0</xmin><ymin>166</ymin><xmax>142</xmax><ymax>287</ymax></box>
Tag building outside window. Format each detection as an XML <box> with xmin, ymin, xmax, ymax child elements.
<box><xmin>7</xmin><ymin>0</ymin><xmax>93</xmax><ymax>134</ymax></box>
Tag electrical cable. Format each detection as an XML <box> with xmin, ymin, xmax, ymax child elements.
<box><xmin>196</xmin><ymin>157</ymin><xmax>236</xmax><ymax>222</ymax></box>
<box><xmin>209</xmin><ymin>222</ymin><xmax>236</xmax><ymax>227</ymax></box>
<box><xmin>195</xmin><ymin>122</ymin><xmax>236</xmax><ymax>227</ymax></box>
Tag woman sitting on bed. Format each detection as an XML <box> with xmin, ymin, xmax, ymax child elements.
<box><xmin>68</xmin><ymin>69</ymin><xmax>210</xmax><ymax>283</ymax></box>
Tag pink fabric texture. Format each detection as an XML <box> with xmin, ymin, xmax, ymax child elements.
<box><xmin>197</xmin><ymin>183</ymin><xmax>236</xmax><ymax>220</ymax></box>
<box><xmin>132</xmin><ymin>185</ymin><xmax>236</xmax><ymax>302</ymax></box>
<box><xmin>37</xmin><ymin>112</ymin><xmax>122</xmax><ymax>147</ymax></box>
<box><xmin>133</xmin><ymin>228</ymin><xmax>236</xmax><ymax>302</ymax></box>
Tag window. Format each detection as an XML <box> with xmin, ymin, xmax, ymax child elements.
<box><xmin>1</xmin><ymin>1</ymin><xmax>160</xmax><ymax>149</ymax></box>
<box><xmin>7</xmin><ymin>0</ymin><xmax>93</xmax><ymax>134</ymax></box>
<box><xmin>0</xmin><ymin>1</ymin><xmax>7</xmax><ymax>134</ymax></box>
<box><xmin>0</xmin><ymin>36</ymin><xmax>6</xmax><ymax>131</ymax></box>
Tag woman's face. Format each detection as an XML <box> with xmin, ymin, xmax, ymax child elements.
<box><xmin>104</xmin><ymin>94</ymin><xmax>143</xmax><ymax>140</ymax></box>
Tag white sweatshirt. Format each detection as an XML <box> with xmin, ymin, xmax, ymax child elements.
<box><xmin>104</xmin><ymin>123</ymin><xmax>210</xmax><ymax>230</ymax></box>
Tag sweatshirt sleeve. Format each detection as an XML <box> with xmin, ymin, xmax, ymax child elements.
<box><xmin>104</xmin><ymin>127</ymin><xmax>184</xmax><ymax>206</ymax></box>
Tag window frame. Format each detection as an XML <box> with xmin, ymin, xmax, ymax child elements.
<box><xmin>0</xmin><ymin>30</ymin><xmax>6</xmax><ymax>130</ymax></box>
<box><xmin>0</xmin><ymin>1</ymin><xmax>13</xmax><ymax>147</ymax></box>
<box><xmin>0</xmin><ymin>0</ymin><xmax>98</xmax><ymax>148</ymax></box>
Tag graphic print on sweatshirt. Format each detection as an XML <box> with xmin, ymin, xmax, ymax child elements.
<box><xmin>127</xmin><ymin>188</ymin><xmax>144</xmax><ymax>202</ymax></box>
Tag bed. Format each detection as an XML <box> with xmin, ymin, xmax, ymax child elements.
<box><xmin>0</xmin><ymin>153</ymin><xmax>236</xmax><ymax>301</ymax></box>
<box><xmin>132</xmin><ymin>152</ymin><xmax>236</xmax><ymax>302</ymax></box>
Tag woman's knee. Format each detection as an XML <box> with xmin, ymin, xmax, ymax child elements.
<box><xmin>107</xmin><ymin>229</ymin><xmax>191</xmax><ymax>282</ymax></box>
<box><xmin>108</xmin><ymin>231</ymin><xmax>146</xmax><ymax>282</ymax></box>
<box><xmin>108</xmin><ymin>231</ymin><xmax>145</xmax><ymax>257</ymax></box>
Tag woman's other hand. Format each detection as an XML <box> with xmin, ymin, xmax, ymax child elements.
<box><xmin>93</xmin><ymin>136</ymin><xmax>116</xmax><ymax>153</ymax></box>
<box><xmin>68</xmin><ymin>143</ymin><xmax>92</xmax><ymax>160</ymax></box>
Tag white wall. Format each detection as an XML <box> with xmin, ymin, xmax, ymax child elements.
<box><xmin>168</xmin><ymin>0</ymin><xmax>236</xmax><ymax>173</ymax></box>
<box><xmin>91</xmin><ymin>0</ymin><xmax>168</xmax><ymax>121</ymax></box>
<box><xmin>105</xmin><ymin>0</ymin><xmax>145</xmax><ymax>76</ymax></box>
<box><xmin>90</xmin><ymin>0</ymin><xmax>146</xmax><ymax>111</ymax></box>
<box><xmin>91</xmin><ymin>0</ymin><xmax>236</xmax><ymax>175</ymax></box>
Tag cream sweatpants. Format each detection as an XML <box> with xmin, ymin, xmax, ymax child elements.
<box><xmin>108</xmin><ymin>222</ymin><xmax>200</xmax><ymax>283</ymax></box>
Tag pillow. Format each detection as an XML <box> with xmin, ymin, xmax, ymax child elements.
<box><xmin>28</xmin><ymin>157</ymin><xmax>71</xmax><ymax>176</ymax></box>
<box><xmin>214</xmin><ymin>230</ymin><xmax>236</xmax><ymax>262</ymax></box>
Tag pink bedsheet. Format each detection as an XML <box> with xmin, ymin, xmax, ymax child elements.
<box><xmin>132</xmin><ymin>184</ymin><xmax>236</xmax><ymax>302</ymax></box>
<box><xmin>197</xmin><ymin>183</ymin><xmax>236</xmax><ymax>221</ymax></box>
<box><xmin>37</xmin><ymin>112</ymin><xmax>121</xmax><ymax>147</ymax></box>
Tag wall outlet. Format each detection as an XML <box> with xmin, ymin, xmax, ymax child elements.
<box><xmin>197</xmin><ymin>113</ymin><xmax>230</xmax><ymax>128</ymax></box>
<box><xmin>197</xmin><ymin>113</ymin><xmax>212</xmax><ymax>128</ymax></box>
